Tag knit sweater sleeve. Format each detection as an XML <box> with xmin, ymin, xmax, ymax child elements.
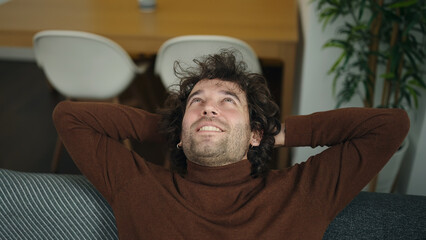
<box><xmin>284</xmin><ymin>107</ymin><xmax>409</xmax><ymax>219</ymax></box>
<box><xmin>52</xmin><ymin>101</ymin><xmax>163</xmax><ymax>202</ymax></box>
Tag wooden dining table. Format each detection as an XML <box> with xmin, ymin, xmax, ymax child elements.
<box><xmin>0</xmin><ymin>0</ymin><xmax>299</xmax><ymax>168</ymax></box>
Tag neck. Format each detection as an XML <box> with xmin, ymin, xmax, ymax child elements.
<box><xmin>185</xmin><ymin>159</ymin><xmax>254</xmax><ymax>185</ymax></box>
<box><xmin>187</xmin><ymin>157</ymin><xmax>245</xmax><ymax>167</ymax></box>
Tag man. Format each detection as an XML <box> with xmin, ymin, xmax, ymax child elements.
<box><xmin>53</xmin><ymin>50</ymin><xmax>409</xmax><ymax>239</ymax></box>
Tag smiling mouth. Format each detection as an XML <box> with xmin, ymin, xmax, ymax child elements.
<box><xmin>198</xmin><ymin>126</ymin><xmax>222</xmax><ymax>132</ymax></box>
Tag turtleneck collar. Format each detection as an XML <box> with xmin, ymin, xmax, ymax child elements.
<box><xmin>185</xmin><ymin>159</ymin><xmax>253</xmax><ymax>186</ymax></box>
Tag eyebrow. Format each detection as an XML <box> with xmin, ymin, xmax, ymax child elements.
<box><xmin>221</xmin><ymin>90</ymin><xmax>241</xmax><ymax>103</ymax></box>
<box><xmin>187</xmin><ymin>90</ymin><xmax>203</xmax><ymax>104</ymax></box>
<box><xmin>187</xmin><ymin>89</ymin><xmax>242</xmax><ymax>104</ymax></box>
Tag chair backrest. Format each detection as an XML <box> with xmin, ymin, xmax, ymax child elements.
<box><xmin>154</xmin><ymin>35</ymin><xmax>261</xmax><ymax>91</ymax></box>
<box><xmin>33</xmin><ymin>30</ymin><xmax>138</xmax><ymax>99</ymax></box>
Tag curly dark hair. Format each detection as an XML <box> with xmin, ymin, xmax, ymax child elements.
<box><xmin>159</xmin><ymin>49</ymin><xmax>281</xmax><ymax>178</ymax></box>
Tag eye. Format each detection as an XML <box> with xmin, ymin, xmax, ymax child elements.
<box><xmin>189</xmin><ymin>97</ymin><xmax>203</xmax><ymax>105</ymax></box>
<box><xmin>223</xmin><ymin>97</ymin><xmax>235</xmax><ymax>104</ymax></box>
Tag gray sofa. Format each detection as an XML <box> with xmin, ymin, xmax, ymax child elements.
<box><xmin>1</xmin><ymin>168</ymin><xmax>425</xmax><ymax>240</ymax></box>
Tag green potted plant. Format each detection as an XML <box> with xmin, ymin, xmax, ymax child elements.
<box><xmin>314</xmin><ymin>0</ymin><xmax>426</xmax><ymax>192</ymax></box>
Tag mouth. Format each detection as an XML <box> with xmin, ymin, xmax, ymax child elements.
<box><xmin>197</xmin><ymin>125</ymin><xmax>223</xmax><ymax>132</ymax></box>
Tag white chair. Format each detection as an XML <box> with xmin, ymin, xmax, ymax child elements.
<box><xmin>33</xmin><ymin>30</ymin><xmax>147</xmax><ymax>100</ymax></box>
<box><xmin>33</xmin><ymin>30</ymin><xmax>146</xmax><ymax>172</ymax></box>
<box><xmin>154</xmin><ymin>35</ymin><xmax>261</xmax><ymax>91</ymax></box>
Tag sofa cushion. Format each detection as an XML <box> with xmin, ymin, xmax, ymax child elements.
<box><xmin>323</xmin><ymin>191</ymin><xmax>426</xmax><ymax>239</ymax></box>
<box><xmin>0</xmin><ymin>169</ymin><xmax>118</xmax><ymax>240</ymax></box>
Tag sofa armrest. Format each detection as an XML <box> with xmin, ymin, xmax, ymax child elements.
<box><xmin>324</xmin><ymin>191</ymin><xmax>426</xmax><ymax>239</ymax></box>
<box><xmin>0</xmin><ymin>169</ymin><xmax>118</xmax><ymax>240</ymax></box>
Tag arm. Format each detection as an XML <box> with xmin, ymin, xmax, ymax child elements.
<box><xmin>52</xmin><ymin>101</ymin><xmax>164</xmax><ymax>201</ymax></box>
<box><xmin>284</xmin><ymin>108</ymin><xmax>409</xmax><ymax>149</ymax></box>
<box><xmin>282</xmin><ymin>108</ymin><xmax>409</xmax><ymax>218</ymax></box>
<box><xmin>274</xmin><ymin>123</ymin><xmax>285</xmax><ymax>147</ymax></box>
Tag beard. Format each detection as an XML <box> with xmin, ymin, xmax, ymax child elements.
<box><xmin>182</xmin><ymin>119</ymin><xmax>252</xmax><ymax>167</ymax></box>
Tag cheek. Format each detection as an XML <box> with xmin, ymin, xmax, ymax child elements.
<box><xmin>181</xmin><ymin>112</ymin><xmax>195</xmax><ymax>132</ymax></box>
<box><xmin>226</xmin><ymin>109</ymin><xmax>250</xmax><ymax>126</ymax></box>
<box><xmin>181</xmin><ymin>115</ymin><xmax>189</xmax><ymax>132</ymax></box>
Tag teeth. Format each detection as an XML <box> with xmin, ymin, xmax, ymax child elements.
<box><xmin>199</xmin><ymin>126</ymin><xmax>221</xmax><ymax>132</ymax></box>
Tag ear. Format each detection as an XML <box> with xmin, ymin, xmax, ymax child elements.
<box><xmin>250</xmin><ymin>130</ymin><xmax>263</xmax><ymax>147</ymax></box>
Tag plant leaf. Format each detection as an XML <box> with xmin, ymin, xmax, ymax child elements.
<box><xmin>403</xmin><ymin>19</ymin><xmax>420</xmax><ymax>37</ymax></box>
<box><xmin>408</xmin><ymin>77</ymin><xmax>426</xmax><ymax>89</ymax></box>
<box><xmin>322</xmin><ymin>39</ymin><xmax>348</xmax><ymax>49</ymax></box>
<box><xmin>404</xmin><ymin>50</ymin><xmax>420</xmax><ymax>71</ymax></box>
<box><xmin>328</xmin><ymin>51</ymin><xmax>347</xmax><ymax>74</ymax></box>
<box><xmin>406</xmin><ymin>85</ymin><xmax>419</xmax><ymax>108</ymax></box>
<box><xmin>358</xmin><ymin>0</ymin><xmax>366</xmax><ymax>20</ymax></box>
<box><xmin>380</xmin><ymin>72</ymin><xmax>395</xmax><ymax>79</ymax></box>
<box><xmin>389</xmin><ymin>0</ymin><xmax>418</xmax><ymax>9</ymax></box>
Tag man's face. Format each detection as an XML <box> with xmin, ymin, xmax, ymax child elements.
<box><xmin>181</xmin><ymin>79</ymin><xmax>259</xmax><ymax>167</ymax></box>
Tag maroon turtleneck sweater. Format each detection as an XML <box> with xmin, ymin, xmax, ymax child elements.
<box><xmin>53</xmin><ymin>101</ymin><xmax>409</xmax><ymax>239</ymax></box>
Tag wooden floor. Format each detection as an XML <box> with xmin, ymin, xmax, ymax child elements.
<box><xmin>0</xmin><ymin>58</ymin><xmax>282</xmax><ymax>174</ymax></box>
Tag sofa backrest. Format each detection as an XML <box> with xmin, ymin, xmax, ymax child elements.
<box><xmin>1</xmin><ymin>169</ymin><xmax>426</xmax><ymax>239</ymax></box>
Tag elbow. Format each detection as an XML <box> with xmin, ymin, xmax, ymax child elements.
<box><xmin>390</xmin><ymin>109</ymin><xmax>410</xmax><ymax>141</ymax></box>
<box><xmin>52</xmin><ymin>101</ymin><xmax>73</xmax><ymax>127</ymax></box>
<box><xmin>397</xmin><ymin>109</ymin><xmax>410</xmax><ymax>135</ymax></box>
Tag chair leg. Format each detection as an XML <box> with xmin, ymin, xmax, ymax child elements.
<box><xmin>51</xmin><ymin>137</ymin><xmax>63</xmax><ymax>173</ymax></box>
<box><xmin>112</xmin><ymin>96</ymin><xmax>120</xmax><ymax>104</ymax></box>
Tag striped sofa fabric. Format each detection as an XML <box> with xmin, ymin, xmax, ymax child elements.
<box><xmin>0</xmin><ymin>169</ymin><xmax>118</xmax><ymax>240</ymax></box>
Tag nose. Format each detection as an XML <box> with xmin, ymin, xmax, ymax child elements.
<box><xmin>202</xmin><ymin>102</ymin><xmax>218</xmax><ymax>117</ymax></box>
<box><xmin>203</xmin><ymin>109</ymin><xmax>218</xmax><ymax>116</ymax></box>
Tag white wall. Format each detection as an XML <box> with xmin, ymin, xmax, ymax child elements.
<box><xmin>397</xmin><ymin>88</ymin><xmax>426</xmax><ymax>195</ymax></box>
<box><xmin>295</xmin><ymin>0</ymin><xmax>426</xmax><ymax>196</ymax></box>
<box><xmin>293</xmin><ymin>0</ymin><xmax>362</xmax><ymax>164</ymax></box>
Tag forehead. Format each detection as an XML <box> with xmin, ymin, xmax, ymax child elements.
<box><xmin>190</xmin><ymin>79</ymin><xmax>245</xmax><ymax>97</ymax></box>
